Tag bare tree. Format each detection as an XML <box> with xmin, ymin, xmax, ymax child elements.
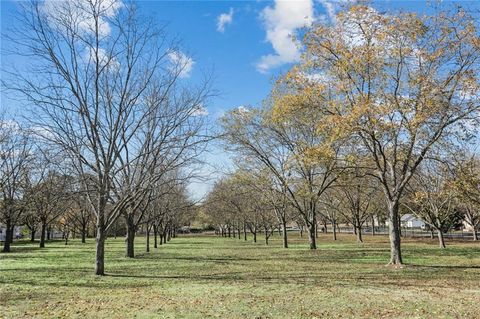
<box><xmin>0</xmin><ymin>120</ymin><xmax>32</xmax><ymax>252</ymax></box>
<box><xmin>404</xmin><ymin>161</ymin><xmax>463</xmax><ymax>248</ymax></box>
<box><xmin>221</xmin><ymin>106</ymin><xmax>342</xmax><ymax>250</ymax></box>
<box><xmin>5</xmin><ymin>0</ymin><xmax>211</xmax><ymax>274</ymax></box>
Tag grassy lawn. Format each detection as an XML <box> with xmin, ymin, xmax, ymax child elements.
<box><xmin>1</xmin><ymin>233</ymin><xmax>479</xmax><ymax>318</ymax></box>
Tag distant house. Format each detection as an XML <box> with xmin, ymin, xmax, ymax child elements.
<box><xmin>401</xmin><ymin>214</ymin><xmax>425</xmax><ymax>229</ymax></box>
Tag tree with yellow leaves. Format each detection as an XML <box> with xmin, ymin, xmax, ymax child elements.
<box><xmin>274</xmin><ymin>5</ymin><xmax>480</xmax><ymax>265</ymax></box>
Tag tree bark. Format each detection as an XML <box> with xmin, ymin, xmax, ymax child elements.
<box><xmin>243</xmin><ymin>224</ymin><xmax>247</xmax><ymax>241</ymax></box>
<box><xmin>387</xmin><ymin>201</ymin><xmax>403</xmax><ymax>266</ymax></box>
<box><xmin>371</xmin><ymin>216</ymin><xmax>375</xmax><ymax>236</ymax></box>
<box><xmin>81</xmin><ymin>224</ymin><xmax>87</xmax><ymax>243</ymax></box>
<box><xmin>356</xmin><ymin>225</ymin><xmax>363</xmax><ymax>243</ymax></box>
<box><xmin>308</xmin><ymin>222</ymin><xmax>317</xmax><ymax>249</ymax></box>
<box><xmin>125</xmin><ymin>221</ymin><xmax>136</xmax><ymax>258</ymax></box>
<box><xmin>472</xmin><ymin>228</ymin><xmax>478</xmax><ymax>241</ymax></box>
<box><xmin>95</xmin><ymin>229</ymin><xmax>106</xmax><ymax>276</ymax></box>
<box><xmin>282</xmin><ymin>219</ymin><xmax>288</xmax><ymax>248</ymax></box>
<box><xmin>9</xmin><ymin>224</ymin><xmax>14</xmax><ymax>244</ymax></box>
<box><xmin>437</xmin><ymin>229</ymin><xmax>446</xmax><ymax>248</ymax></box>
<box><xmin>153</xmin><ymin>224</ymin><xmax>158</xmax><ymax>248</ymax></box>
<box><xmin>332</xmin><ymin>220</ymin><xmax>337</xmax><ymax>241</ymax></box>
<box><xmin>30</xmin><ymin>229</ymin><xmax>36</xmax><ymax>242</ymax></box>
<box><xmin>2</xmin><ymin>219</ymin><xmax>12</xmax><ymax>252</ymax></box>
<box><xmin>253</xmin><ymin>229</ymin><xmax>257</xmax><ymax>243</ymax></box>
<box><xmin>146</xmin><ymin>224</ymin><xmax>150</xmax><ymax>253</ymax></box>
<box><xmin>264</xmin><ymin>228</ymin><xmax>269</xmax><ymax>245</ymax></box>
<box><xmin>39</xmin><ymin>222</ymin><xmax>47</xmax><ymax>248</ymax></box>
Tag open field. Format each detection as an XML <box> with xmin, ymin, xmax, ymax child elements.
<box><xmin>1</xmin><ymin>233</ymin><xmax>479</xmax><ymax>319</ymax></box>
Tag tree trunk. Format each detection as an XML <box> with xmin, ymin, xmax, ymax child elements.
<box><xmin>243</xmin><ymin>224</ymin><xmax>247</xmax><ymax>241</ymax></box>
<box><xmin>146</xmin><ymin>224</ymin><xmax>150</xmax><ymax>253</ymax></box>
<box><xmin>356</xmin><ymin>225</ymin><xmax>363</xmax><ymax>243</ymax></box>
<box><xmin>387</xmin><ymin>201</ymin><xmax>403</xmax><ymax>266</ymax></box>
<box><xmin>39</xmin><ymin>222</ymin><xmax>47</xmax><ymax>248</ymax></box>
<box><xmin>125</xmin><ymin>217</ymin><xmax>136</xmax><ymax>258</ymax></box>
<box><xmin>308</xmin><ymin>222</ymin><xmax>317</xmax><ymax>249</ymax></box>
<box><xmin>472</xmin><ymin>228</ymin><xmax>478</xmax><ymax>241</ymax></box>
<box><xmin>371</xmin><ymin>216</ymin><xmax>375</xmax><ymax>236</ymax></box>
<box><xmin>2</xmin><ymin>219</ymin><xmax>12</xmax><ymax>252</ymax></box>
<box><xmin>437</xmin><ymin>229</ymin><xmax>446</xmax><ymax>249</ymax></box>
<box><xmin>237</xmin><ymin>227</ymin><xmax>241</xmax><ymax>239</ymax></box>
<box><xmin>47</xmin><ymin>227</ymin><xmax>51</xmax><ymax>240</ymax></box>
<box><xmin>332</xmin><ymin>220</ymin><xmax>337</xmax><ymax>241</ymax></box>
<box><xmin>95</xmin><ymin>229</ymin><xmax>106</xmax><ymax>276</ymax></box>
<box><xmin>30</xmin><ymin>229</ymin><xmax>36</xmax><ymax>242</ymax></box>
<box><xmin>64</xmin><ymin>231</ymin><xmax>69</xmax><ymax>245</ymax></box>
<box><xmin>81</xmin><ymin>224</ymin><xmax>87</xmax><ymax>243</ymax></box>
<box><xmin>153</xmin><ymin>224</ymin><xmax>158</xmax><ymax>248</ymax></box>
<box><xmin>282</xmin><ymin>219</ymin><xmax>288</xmax><ymax>248</ymax></box>
<box><xmin>264</xmin><ymin>228</ymin><xmax>269</xmax><ymax>245</ymax></box>
<box><xmin>253</xmin><ymin>229</ymin><xmax>257</xmax><ymax>243</ymax></box>
<box><xmin>228</xmin><ymin>227</ymin><xmax>231</xmax><ymax>238</ymax></box>
<box><xmin>9</xmin><ymin>225</ymin><xmax>14</xmax><ymax>244</ymax></box>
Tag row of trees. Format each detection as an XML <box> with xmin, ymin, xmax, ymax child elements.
<box><xmin>1</xmin><ymin>0</ymin><xmax>208</xmax><ymax>275</ymax></box>
<box><xmin>0</xmin><ymin>120</ymin><xmax>197</xmax><ymax>253</ymax></box>
<box><xmin>203</xmin><ymin>154</ymin><xmax>480</xmax><ymax>249</ymax></box>
<box><xmin>204</xmin><ymin>5</ymin><xmax>480</xmax><ymax>266</ymax></box>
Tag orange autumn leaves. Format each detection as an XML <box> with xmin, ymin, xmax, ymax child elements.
<box><xmin>267</xmin><ymin>5</ymin><xmax>480</xmax><ymax>166</ymax></box>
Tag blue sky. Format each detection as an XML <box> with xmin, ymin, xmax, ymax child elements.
<box><xmin>1</xmin><ymin>0</ymin><xmax>479</xmax><ymax>200</ymax></box>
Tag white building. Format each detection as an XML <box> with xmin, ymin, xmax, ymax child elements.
<box><xmin>401</xmin><ymin>214</ymin><xmax>426</xmax><ymax>229</ymax></box>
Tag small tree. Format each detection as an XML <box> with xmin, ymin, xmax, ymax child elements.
<box><xmin>452</xmin><ymin>154</ymin><xmax>480</xmax><ymax>240</ymax></box>
<box><xmin>405</xmin><ymin>162</ymin><xmax>462</xmax><ymax>248</ymax></box>
<box><xmin>0</xmin><ymin>121</ymin><xmax>31</xmax><ymax>252</ymax></box>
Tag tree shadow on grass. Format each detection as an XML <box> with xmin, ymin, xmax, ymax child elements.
<box><xmin>406</xmin><ymin>264</ymin><xmax>480</xmax><ymax>270</ymax></box>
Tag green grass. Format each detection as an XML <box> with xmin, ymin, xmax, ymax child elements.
<box><xmin>1</xmin><ymin>233</ymin><xmax>479</xmax><ymax>318</ymax></box>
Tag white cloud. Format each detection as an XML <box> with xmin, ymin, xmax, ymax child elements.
<box><xmin>217</xmin><ymin>8</ymin><xmax>234</xmax><ymax>33</ymax></box>
<box><xmin>191</xmin><ymin>104</ymin><xmax>209</xmax><ymax>117</ymax></box>
<box><xmin>236</xmin><ymin>105</ymin><xmax>250</xmax><ymax>113</ymax></box>
<box><xmin>168</xmin><ymin>51</ymin><xmax>195</xmax><ymax>78</ymax></box>
<box><xmin>317</xmin><ymin>0</ymin><xmax>357</xmax><ymax>23</ymax></box>
<box><xmin>42</xmin><ymin>0</ymin><xmax>123</xmax><ymax>37</ymax></box>
<box><xmin>256</xmin><ymin>0</ymin><xmax>314</xmax><ymax>73</ymax></box>
<box><xmin>84</xmin><ymin>47</ymin><xmax>119</xmax><ymax>71</ymax></box>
